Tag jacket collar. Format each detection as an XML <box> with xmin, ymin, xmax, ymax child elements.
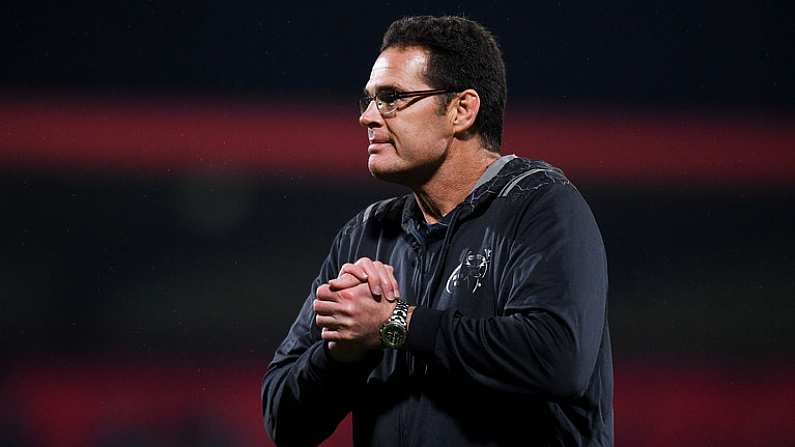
<box><xmin>399</xmin><ymin>155</ymin><xmax>559</xmax><ymax>233</ymax></box>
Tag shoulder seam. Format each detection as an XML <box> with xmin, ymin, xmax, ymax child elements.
<box><xmin>362</xmin><ymin>196</ymin><xmax>404</xmax><ymax>224</ymax></box>
<box><xmin>498</xmin><ymin>167</ymin><xmax>562</xmax><ymax>197</ymax></box>
<box><xmin>362</xmin><ymin>202</ymin><xmax>378</xmax><ymax>224</ymax></box>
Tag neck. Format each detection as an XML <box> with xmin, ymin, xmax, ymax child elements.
<box><xmin>412</xmin><ymin>145</ymin><xmax>500</xmax><ymax>224</ymax></box>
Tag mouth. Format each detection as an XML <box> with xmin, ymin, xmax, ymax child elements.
<box><xmin>367</xmin><ymin>129</ymin><xmax>393</xmax><ymax>153</ymax></box>
<box><xmin>368</xmin><ymin>141</ymin><xmax>393</xmax><ymax>155</ymax></box>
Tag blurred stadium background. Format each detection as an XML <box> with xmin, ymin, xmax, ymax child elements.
<box><xmin>2</xmin><ymin>2</ymin><xmax>794</xmax><ymax>446</ymax></box>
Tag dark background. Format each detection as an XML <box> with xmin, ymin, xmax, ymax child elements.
<box><xmin>2</xmin><ymin>2</ymin><xmax>794</xmax><ymax>446</ymax></box>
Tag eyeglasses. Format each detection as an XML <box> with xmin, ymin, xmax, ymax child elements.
<box><xmin>358</xmin><ymin>88</ymin><xmax>456</xmax><ymax>117</ymax></box>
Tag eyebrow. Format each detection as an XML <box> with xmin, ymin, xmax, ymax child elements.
<box><xmin>363</xmin><ymin>84</ymin><xmax>402</xmax><ymax>96</ymax></box>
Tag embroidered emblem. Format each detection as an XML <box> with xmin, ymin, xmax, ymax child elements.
<box><xmin>446</xmin><ymin>248</ymin><xmax>492</xmax><ymax>294</ymax></box>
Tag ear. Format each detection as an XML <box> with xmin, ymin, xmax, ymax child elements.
<box><xmin>450</xmin><ymin>89</ymin><xmax>481</xmax><ymax>137</ymax></box>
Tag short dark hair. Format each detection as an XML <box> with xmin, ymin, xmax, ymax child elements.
<box><xmin>381</xmin><ymin>16</ymin><xmax>507</xmax><ymax>152</ymax></box>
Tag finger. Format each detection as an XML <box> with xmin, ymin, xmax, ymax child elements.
<box><xmin>328</xmin><ymin>272</ymin><xmax>362</xmax><ymax>291</ymax></box>
<box><xmin>316</xmin><ymin>287</ymin><xmax>341</xmax><ymax>303</ymax></box>
<box><xmin>356</xmin><ymin>258</ymin><xmax>384</xmax><ymax>299</ymax></box>
<box><xmin>313</xmin><ymin>299</ymin><xmax>341</xmax><ymax>316</ymax></box>
<box><xmin>373</xmin><ymin>261</ymin><xmax>395</xmax><ymax>302</ymax></box>
<box><xmin>386</xmin><ymin>265</ymin><xmax>400</xmax><ymax>302</ymax></box>
<box><xmin>315</xmin><ymin>284</ymin><xmax>336</xmax><ymax>302</ymax></box>
<box><xmin>315</xmin><ymin>314</ymin><xmax>339</xmax><ymax>329</ymax></box>
<box><xmin>321</xmin><ymin>328</ymin><xmax>343</xmax><ymax>342</ymax></box>
<box><xmin>338</xmin><ymin>263</ymin><xmax>369</xmax><ymax>282</ymax></box>
<box><xmin>319</xmin><ymin>322</ymin><xmax>352</xmax><ymax>340</ymax></box>
<box><xmin>369</xmin><ymin>260</ymin><xmax>399</xmax><ymax>302</ymax></box>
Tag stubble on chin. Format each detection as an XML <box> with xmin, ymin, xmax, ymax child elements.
<box><xmin>368</xmin><ymin>155</ymin><xmax>405</xmax><ymax>184</ymax></box>
<box><xmin>368</xmin><ymin>157</ymin><xmax>393</xmax><ymax>181</ymax></box>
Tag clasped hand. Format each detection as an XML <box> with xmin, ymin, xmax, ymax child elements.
<box><xmin>314</xmin><ymin>257</ymin><xmax>400</xmax><ymax>362</ymax></box>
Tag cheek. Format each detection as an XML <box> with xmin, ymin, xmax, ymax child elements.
<box><xmin>395</xmin><ymin>123</ymin><xmax>443</xmax><ymax>146</ymax></box>
<box><xmin>387</xmin><ymin>112</ymin><xmax>452</xmax><ymax>157</ymax></box>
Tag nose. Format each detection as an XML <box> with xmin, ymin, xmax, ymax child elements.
<box><xmin>358</xmin><ymin>99</ymin><xmax>383</xmax><ymax>128</ymax></box>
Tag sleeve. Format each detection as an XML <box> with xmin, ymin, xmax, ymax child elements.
<box><xmin>261</xmin><ymin>229</ymin><xmax>382</xmax><ymax>447</ymax></box>
<box><xmin>406</xmin><ymin>182</ymin><xmax>608</xmax><ymax>401</ymax></box>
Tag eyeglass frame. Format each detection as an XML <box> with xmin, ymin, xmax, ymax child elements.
<box><xmin>358</xmin><ymin>88</ymin><xmax>458</xmax><ymax>117</ymax></box>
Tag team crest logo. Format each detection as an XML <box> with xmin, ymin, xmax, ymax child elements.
<box><xmin>446</xmin><ymin>248</ymin><xmax>492</xmax><ymax>294</ymax></box>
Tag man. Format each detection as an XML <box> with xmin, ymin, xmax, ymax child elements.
<box><xmin>262</xmin><ymin>15</ymin><xmax>613</xmax><ymax>446</ymax></box>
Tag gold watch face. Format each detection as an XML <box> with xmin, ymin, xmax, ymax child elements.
<box><xmin>380</xmin><ymin>322</ymin><xmax>406</xmax><ymax>348</ymax></box>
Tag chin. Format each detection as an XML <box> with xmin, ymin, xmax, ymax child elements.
<box><xmin>368</xmin><ymin>161</ymin><xmax>401</xmax><ymax>182</ymax></box>
<box><xmin>368</xmin><ymin>156</ymin><xmax>408</xmax><ymax>183</ymax></box>
<box><xmin>368</xmin><ymin>153</ymin><xmax>444</xmax><ymax>186</ymax></box>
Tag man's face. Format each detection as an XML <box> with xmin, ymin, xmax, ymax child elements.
<box><xmin>359</xmin><ymin>46</ymin><xmax>455</xmax><ymax>185</ymax></box>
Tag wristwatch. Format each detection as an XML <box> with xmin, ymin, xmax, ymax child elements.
<box><xmin>379</xmin><ymin>299</ymin><xmax>409</xmax><ymax>349</ymax></box>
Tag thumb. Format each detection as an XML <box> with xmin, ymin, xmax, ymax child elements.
<box><xmin>328</xmin><ymin>272</ymin><xmax>363</xmax><ymax>291</ymax></box>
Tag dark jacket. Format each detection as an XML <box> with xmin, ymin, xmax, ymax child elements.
<box><xmin>262</xmin><ymin>156</ymin><xmax>613</xmax><ymax>446</ymax></box>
